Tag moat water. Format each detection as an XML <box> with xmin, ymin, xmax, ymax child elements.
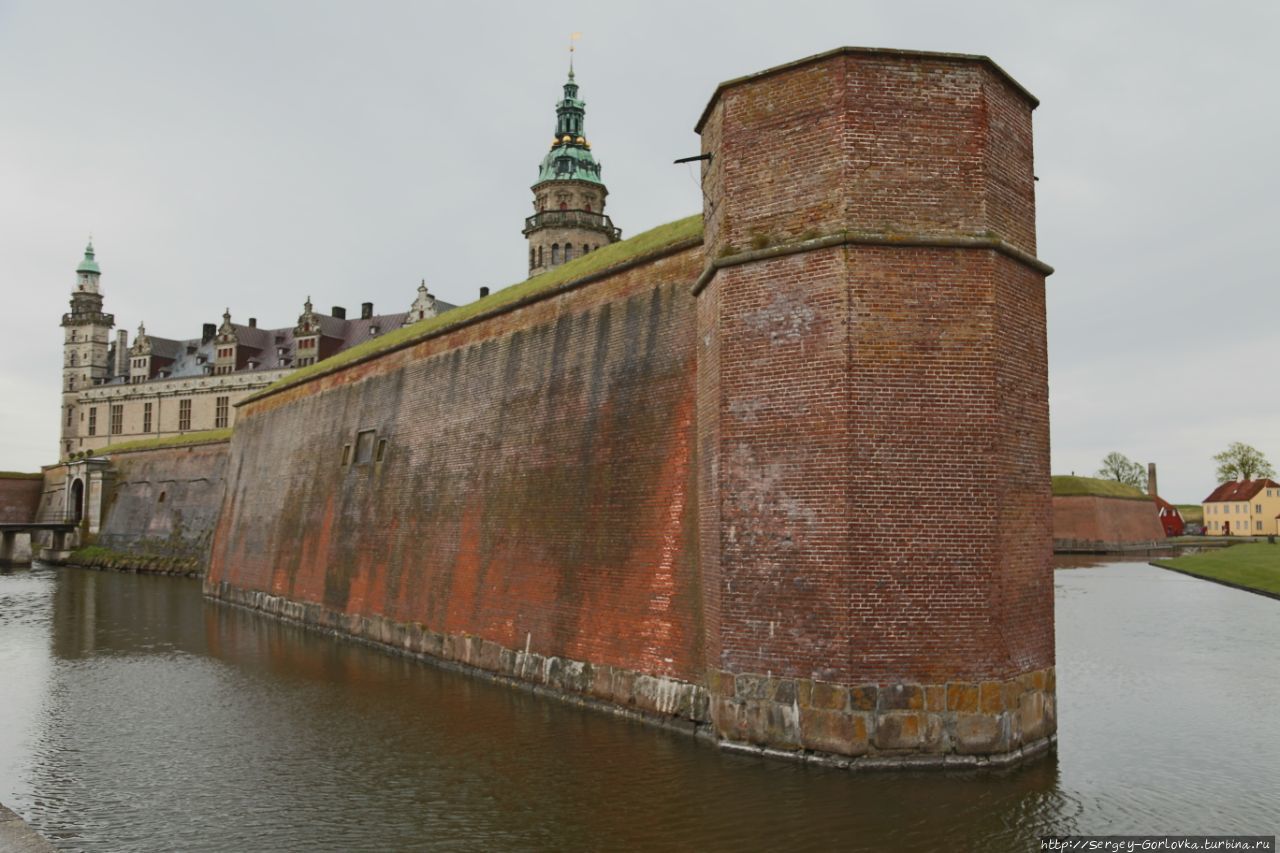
<box><xmin>0</xmin><ymin>559</ymin><xmax>1276</xmax><ymax>852</ymax></box>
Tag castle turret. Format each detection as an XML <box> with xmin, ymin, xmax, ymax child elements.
<box><xmin>60</xmin><ymin>240</ymin><xmax>115</xmax><ymax>458</ymax></box>
<box><xmin>522</xmin><ymin>60</ymin><xmax>620</xmax><ymax>277</ymax></box>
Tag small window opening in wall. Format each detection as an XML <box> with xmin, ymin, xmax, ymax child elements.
<box><xmin>158</xmin><ymin>491</ymin><xmax>166</xmax><ymax>503</ymax></box>
<box><xmin>341</xmin><ymin>444</ymin><xmax>351</xmax><ymax>466</ymax></box>
<box><xmin>375</xmin><ymin>439</ymin><xmax>387</xmax><ymax>462</ymax></box>
<box><xmin>355</xmin><ymin>429</ymin><xmax>376</xmax><ymax>464</ymax></box>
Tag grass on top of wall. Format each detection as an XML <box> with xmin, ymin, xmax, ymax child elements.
<box><xmin>1051</xmin><ymin>475</ymin><xmax>1151</xmax><ymax>501</ymax></box>
<box><xmin>1151</xmin><ymin>543</ymin><xmax>1280</xmax><ymax>597</ymax></box>
<box><xmin>0</xmin><ymin>471</ymin><xmax>43</xmax><ymax>480</ymax></box>
<box><xmin>246</xmin><ymin>213</ymin><xmax>704</xmax><ymax>403</ymax></box>
<box><xmin>70</xmin><ymin>429</ymin><xmax>233</xmax><ymax>459</ymax></box>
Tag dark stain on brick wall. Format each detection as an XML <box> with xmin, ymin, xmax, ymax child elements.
<box><xmin>210</xmin><ymin>248</ymin><xmax>706</xmax><ymax>681</ymax></box>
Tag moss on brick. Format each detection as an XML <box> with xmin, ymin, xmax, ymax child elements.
<box><xmin>0</xmin><ymin>471</ymin><xmax>42</xmax><ymax>480</ymax></box>
<box><xmin>1051</xmin><ymin>475</ymin><xmax>1151</xmax><ymax>501</ymax></box>
<box><xmin>69</xmin><ymin>543</ymin><xmax>202</xmax><ymax>577</ymax></box>
<box><xmin>96</xmin><ymin>429</ymin><xmax>232</xmax><ymax>456</ymax></box>
<box><xmin>246</xmin><ymin>214</ymin><xmax>703</xmax><ymax>403</ymax></box>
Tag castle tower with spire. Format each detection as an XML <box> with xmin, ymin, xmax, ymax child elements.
<box><xmin>60</xmin><ymin>240</ymin><xmax>115</xmax><ymax>458</ymax></box>
<box><xmin>522</xmin><ymin>57</ymin><xmax>621</xmax><ymax>277</ymax></box>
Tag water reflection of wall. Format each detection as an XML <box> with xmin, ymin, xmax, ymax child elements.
<box><xmin>51</xmin><ymin>568</ymin><xmax>205</xmax><ymax>660</ymax></box>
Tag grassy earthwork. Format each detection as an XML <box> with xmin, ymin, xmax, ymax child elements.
<box><xmin>1151</xmin><ymin>543</ymin><xmax>1280</xmax><ymax>597</ymax></box>
<box><xmin>65</xmin><ymin>429</ymin><xmax>233</xmax><ymax>460</ymax></box>
<box><xmin>1175</xmin><ymin>504</ymin><xmax>1204</xmax><ymax>525</ymax></box>
<box><xmin>247</xmin><ymin>213</ymin><xmax>704</xmax><ymax>403</ymax></box>
<box><xmin>1050</xmin><ymin>475</ymin><xmax>1151</xmax><ymax>501</ymax></box>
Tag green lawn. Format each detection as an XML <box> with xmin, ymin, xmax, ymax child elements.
<box><xmin>1151</xmin><ymin>543</ymin><xmax>1280</xmax><ymax>596</ymax></box>
<box><xmin>1175</xmin><ymin>504</ymin><xmax>1204</xmax><ymax>524</ymax></box>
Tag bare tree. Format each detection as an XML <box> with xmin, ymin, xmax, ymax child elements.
<box><xmin>1096</xmin><ymin>452</ymin><xmax>1146</xmax><ymax>490</ymax></box>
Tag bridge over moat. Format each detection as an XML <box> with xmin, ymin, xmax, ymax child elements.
<box><xmin>0</xmin><ymin>521</ymin><xmax>77</xmax><ymax>566</ymax></box>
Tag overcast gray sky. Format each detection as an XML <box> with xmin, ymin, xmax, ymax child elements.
<box><xmin>2</xmin><ymin>0</ymin><xmax>1276</xmax><ymax>503</ymax></box>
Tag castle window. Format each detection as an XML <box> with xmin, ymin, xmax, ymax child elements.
<box><xmin>551</xmin><ymin>244</ymin><xmax>560</xmax><ymax>264</ymax></box>
<box><xmin>88</xmin><ymin>407</ymin><xmax>97</xmax><ymax>436</ymax></box>
<box><xmin>354</xmin><ymin>430</ymin><xmax>376</xmax><ymax>464</ymax></box>
<box><xmin>560</xmin><ymin>201</ymin><xmax>567</xmax><ymax>210</ymax></box>
<box><xmin>66</xmin><ymin>406</ymin><xmax>73</xmax><ymax>427</ymax></box>
<box><xmin>178</xmin><ymin>399</ymin><xmax>192</xmax><ymax>431</ymax></box>
<box><xmin>529</xmin><ymin>247</ymin><xmax>535</xmax><ymax>270</ymax></box>
<box><xmin>585</xmin><ymin>203</ymin><xmax>592</xmax><ymax>212</ymax></box>
<box><xmin>143</xmin><ymin>402</ymin><xmax>152</xmax><ymax>433</ymax></box>
<box><xmin>340</xmin><ymin>444</ymin><xmax>351</xmax><ymax>466</ymax></box>
<box><xmin>215</xmin><ymin>396</ymin><xmax>230</xmax><ymax>429</ymax></box>
<box><xmin>69</xmin><ymin>352</ymin><xmax>77</xmax><ymax>366</ymax></box>
<box><xmin>537</xmin><ymin>246</ymin><xmax>543</xmax><ymax>266</ymax></box>
<box><xmin>564</xmin><ymin>244</ymin><xmax>574</xmax><ymax>262</ymax></box>
<box><xmin>583</xmin><ymin>244</ymin><xmax>589</xmax><ymax>255</ymax></box>
<box><xmin>376</xmin><ymin>439</ymin><xmax>387</xmax><ymax>463</ymax></box>
<box><xmin>109</xmin><ymin>404</ymin><xmax>123</xmax><ymax>435</ymax></box>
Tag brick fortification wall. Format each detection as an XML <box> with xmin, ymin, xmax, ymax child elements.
<box><xmin>207</xmin><ymin>47</ymin><xmax>1055</xmax><ymax>769</ymax></box>
<box><xmin>209</xmin><ymin>246</ymin><xmax>707</xmax><ymax>694</ymax></box>
<box><xmin>85</xmin><ymin>442</ymin><xmax>229</xmax><ymax>574</ymax></box>
<box><xmin>0</xmin><ymin>476</ymin><xmax>41</xmax><ymax>565</ymax></box>
<box><xmin>1052</xmin><ymin>496</ymin><xmax>1165</xmax><ymax>551</ymax></box>
<box><xmin>30</xmin><ymin>446</ymin><xmax>225</xmax><ymax>571</ymax></box>
<box><xmin>0</xmin><ymin>477</ymin><xmax>42</xmax><ymax>523</ymax></box>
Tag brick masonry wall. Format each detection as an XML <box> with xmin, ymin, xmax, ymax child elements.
<box><xmin>95</xmin><ymin>442</ymin><xmax>230</xmax><ymax>568</ymax></box>
<box><xmin>1052</xmin><ymin>496</ymin><xmax>1165</xmax><ymax>548</ymax></box>
<box><xmin>0</xmin><ymin>478</ymin><xmax>42</xmax><ymax>523</ymax></box>
<box><xmin>699</xmin><ymin>50</ymin><xmax>1038</xmax><ymax>255</ymax></box>
<box><xmin>207</xmin><ymin>48</ymin><xmax>1055</xmax><ymax>766</ymax></box>
<box><xmin>694</xmin><ymin>49</ymin><xmax>1054</xmax><ymax>757</ymax></box>
<box><xmin>209</xmin><ymin>246</ymin><xmax>706</xmax><ymax>683</ymax></box>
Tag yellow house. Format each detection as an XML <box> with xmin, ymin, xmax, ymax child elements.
<box><xmin>1202</xmin><ymin>479</ymin><xmax>1280</xmax><ymax>536</ymax></box>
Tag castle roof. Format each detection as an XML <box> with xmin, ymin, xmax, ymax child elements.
<box><xmin>103</xmin><ymin>297</ymin><xmax>457</xmax><ymax>386</ymax></box>
<box><xmin>535</xmin><ymin>68</ymin><xmax>604</xmax><ymax>187</ymax></box>
<box><xmin>76</xmin><ymin>240</ymin><xmax>100</xmax><ymax>275</ymax></box>
<box><xmin>144</xmin><ymin>336</ymin><xmax>185</xmax><ymax>361</ymax></box>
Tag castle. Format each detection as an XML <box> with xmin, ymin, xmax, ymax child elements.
<box><xmin>46</xmin><ymin>47</ymin><xmax>1057</xmax><ymax>769</ymax></box>
<box><xmin>58</xmin><ymin>247</ymin><xmax>452</xmax><ymax>459</ymax></box>
<box><xmin>57</xmin><ymin>65</ymin><xmax>620</xmax><ymax>460</ymax></box>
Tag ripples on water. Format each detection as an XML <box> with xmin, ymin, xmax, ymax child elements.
<box><xmin>0</xmin><ymin>560</ymin><xmax>1276</xmax><ymax>852</ymax></box>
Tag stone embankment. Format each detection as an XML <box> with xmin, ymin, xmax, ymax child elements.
<box><xmin>0</xmin><ymin>803</ymin><xmax>55</xmax><ymax>853</ymax></box>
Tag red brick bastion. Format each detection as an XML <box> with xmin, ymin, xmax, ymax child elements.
<box><xmin>206</xmin><ymin>46</ymin><xmax>1056</xmax><ymax>768</ymax></box>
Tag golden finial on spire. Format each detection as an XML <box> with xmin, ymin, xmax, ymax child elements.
<box><xmin>569</xmin><ymin>32</ymin><xmax>581</xmax><ymax>76</ymax></box>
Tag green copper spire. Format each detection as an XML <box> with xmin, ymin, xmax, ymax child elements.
<box><xmin>536</xmin><ymin>63</ymin><xmax>603</xmax><ymax>186</ymax></box>
<box><xmin>76</xmin><ymin>238</ymin><xmax>100</xmax><ymax>274</ymax></box>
